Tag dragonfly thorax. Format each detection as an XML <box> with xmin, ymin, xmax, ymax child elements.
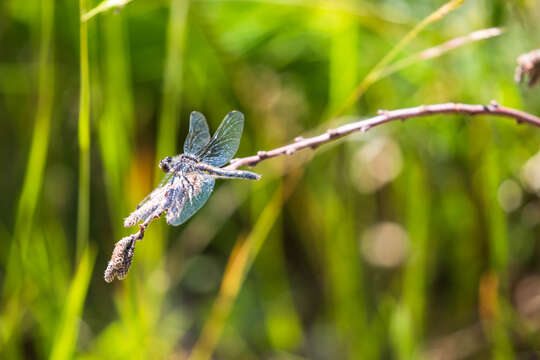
<box><xmin>124</xmin><ymin>111</ymin><xmax>259</xmax><ymax>238</ymax></box>
<box><xmin>159</xmin><ymin>153</ymin><xmax>201</xmax><ymax>174</ymax></box>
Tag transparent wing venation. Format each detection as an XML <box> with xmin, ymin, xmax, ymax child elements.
<box><xmin>125</xmin><ymin>111</ymin><xmax>251</xmax><ymax>229</ymax></box>
<box><xmin>184</xmin><ymin>111</ymin><xmax>211</xmax><ymax>155</ymax></box>
<box><xmin>196</xmin><ymin>111</ymin><xmax>244</xmax><ymax>167</ymax></box>
<box><xmin>166</xmin><ymin>173</ymin><xmax>215</xmax><ymax>226</ymax></box>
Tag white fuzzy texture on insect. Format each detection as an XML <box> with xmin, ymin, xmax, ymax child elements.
<box><xmin>105</xmin><ymin>111</ymin><xmax>260</xmax><ymax>283</ymax></box>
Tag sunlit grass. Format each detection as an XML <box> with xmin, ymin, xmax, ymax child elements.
<box><xmin>475</xmin><ymin>122</ymin><xmax>514</xmax><ymax>358</ymax></box>
<box><xmin>2</xmin><ymin>0</ymin><xmax>540</xmax><ymax>358</ymax></box>
<box><xmin>1</xmin><ymin>0</ymin><xmax>55</xmax><ymax>356</ymax></box>
<box><xmin>50</xmin><ymin>246</ymin><xmax>96</xmax><ymax>360</ymax></box>
<box><xmin>391</xmin><ymin>159</ymin><xmax>430</xmax><ymax>358</ymax></box>
<box><xmin>157</xmin><ymin>0</ymin><xmax>189</xmax><ymax>162</ymax></box>
<box><xmin>98</xmin><ymin>11</ymin><xmax>134</xmax><ymax>232</ymax></box>
<box><xmin>77</xmin><ymin>0</ymin><xmax>91</xmax><ymax>259</ymax></box>
<box><xmin>189</xmin><ymin>1</ymin><xmax>476</xmax><ymax>358</ymax></box>
<box><xmin>332</xmin><ymin>0</ymin><xmax>465</xmax><ymax>117</ymax></box>
<box><xmin>189</xmin><ymin>171</ymin><xmax>302</xmax><ymax>360</ymax></box>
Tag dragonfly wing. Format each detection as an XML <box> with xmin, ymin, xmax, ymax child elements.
<box><xmin>184</xmin><ymin>111</ymin><xmax>211</xmax><ymax>155</ymax></box>
<box><xmin>166</xmin><ymin>173</ymin><xmax>215</xmax><ymax>226</ymax></box>
<box><xmin>124</xmin><ymin>172</ymin><xmax>174</xmax><ymax>227</ymax></box>
<box><xmin>164</xmin><ymin>176</ymin><xmax>187</xmax><ymax>226</ymax></box>
<box><xmin>196</xmin><ymin>111</ymin><xmax>244</xmax><ymax>167</ymax></box>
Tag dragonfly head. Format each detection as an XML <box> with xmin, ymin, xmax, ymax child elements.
<box><xmin>159</xmin><ymin>156</ymin><xmax>173</xmax><ymax>173</ymax></box>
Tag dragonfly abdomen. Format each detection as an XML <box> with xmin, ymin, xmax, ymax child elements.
<box><xmin>196</xmin><ymin>163</ymin><xmax>261</xmax><ymax>180</ymax></box>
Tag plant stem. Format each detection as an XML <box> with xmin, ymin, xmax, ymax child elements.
<box><xmin>77</xmin><ymin>0</ymin><xmax>91</xmax><ymax>260</ymax></box>
<box><xmin>226</xmin><ymin>101</ymin><xmax>540</xmax><ymax>170</ymax></box>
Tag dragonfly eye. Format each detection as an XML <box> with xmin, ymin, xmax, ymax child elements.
<box><xmin>159</xmin><ymin>156</ymin><xmax>172</xmax><ymax>172</ymax></box>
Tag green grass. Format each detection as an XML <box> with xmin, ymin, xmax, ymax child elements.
<box><xmin>2</xmin><ymin>0</ymin><xmax>540</xmax><ymax>358</ymax></box>
<box><xmin>392</xmin><ymin>158</ymin><xmax>430</xmax><ymax>359</ymax></box>
<box><xmin>50</xmin><ymin>246</ymin><xmax>96</xmax><ymax>360</ymax></box>
<box><xmin>77</xmin><ymin>0</ymin><xmax>91</xmax><ymax>260</ymax></box>
<box><xmin>1</xmin><ymin>0</ymin><xmax>55</xmax><ymax>357</ymax></box>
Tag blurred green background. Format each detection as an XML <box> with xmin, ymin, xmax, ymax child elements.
<box><xmin>2</xmin><ymin>0</ymin><xmax>540</xmax><ymax>359</ymax></box>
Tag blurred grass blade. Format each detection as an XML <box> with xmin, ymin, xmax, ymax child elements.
<box><xmin>141</xmin><ymin>0</ymin><xmax>190</xmax><ymax>269</ymax></box>
<box><xmin>326</xmin><ymin>10</ymin><xmax>369</xmax><ymax>357</ymax></box>
<box><xmin>77</xmin><ymin>0</ymin><xmax>91</xmax><ymax>259</ymax></box>
<box><xmin>333</xmin><ymin>0</ymin><xmax>464</xmax><ymax>116</ymax></box>
<box><xmin>328</xmin><ymin>8</ymin><xmax>358</xmax><ymax>114</ymax></box>
<box><xmin>50</xmin><ymin>246</ymin><xmax>96</xmax><ymax>360</ymax></box>
<box><xmin>321</xmin><ymin>189</ymin><xmax>373</xmax><ymax>359</ymax></box>
<box><xmin>477</xmin><ymin>128</ymin><xmax>514</xmax><ymax>358</ymax></box>
<box><xmin>98</xmin><ymin>11</ymin><xmax>134</xmax><ymax>229</ymax></box>
<box><xmin>196</xmin><ymin>0</ymin><xmax>414</xmax><ymax>25</ymax></box>
<box><xmin>189</xmin><ymin>188</ymin><xmax>282</xmax><ymax>360</ymax></box>
<box><xmin>255</xmin><ymin>217</ymin><xmax>304</xmax><ymax>350</ymax></box>
<box><xmin>391</xmin><ymin>158</ymin><xmax>430</xmax><ymax>359</ymax></box>
<box><xmin>81</xmin><ymin>0</ymin><xmax>133</xmax><ymax>22</ymax></box>
<box><xmin>189</xmin><ymin>172</ymin><xmax>302</xmax><ymax>360</ymax></box>
<box><xmin>378</xmin><ymin>27</ymin><xmax>504</xmax><ymax>80</ymax></box>
<box><xmin>0</xmin><ymin>0</ymin><xmax>54</xmax><ymax>356</ymax></box>
<box><xmin>8</xmin><ymin>0</ymin><xmax>55</xmax><ymax>280</ymax></box>
<box><xmin>157</xmin><ymin>0</ymin><xmax>189</xmax><ymax>162</ymax></box>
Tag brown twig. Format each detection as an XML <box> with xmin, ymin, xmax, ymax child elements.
<box><xmin>226</xmin><ymin>101</ymin><xmax>540</xmax><ymax>170</ymax></box>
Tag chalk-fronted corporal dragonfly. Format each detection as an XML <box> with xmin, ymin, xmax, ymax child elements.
<box><xmin>125</xmin><ymin>111</ymin><xmax>260</xmax><ymax>228</ymax></box>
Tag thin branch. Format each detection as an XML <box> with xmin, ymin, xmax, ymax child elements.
<box><xmin>105</xmin><ymin>101</ymin><xmax>540</xmax><ymax>282</ymax></box>
<box><xmin>226</xmin><ymin>101</ymin><xmax>540</xmax><ymax>170</ymax></box>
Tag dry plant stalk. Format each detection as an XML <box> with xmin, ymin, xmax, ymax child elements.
<box><xmin>105</xmin><ymin>102</ymin><xmax>540</xmax><ymax>283</ymax></box>
<box><xmin>227</xmin><ymin>101</ymin><xmax>540</xmax><ymax>170</ymax></box>
<box><xmin>379</xmin><ymin>28</ymin><xmax>503</xmax><ymax>79</ymax></box>
<box><xmin>103</xmin><ymin>235</ymin><xmax>136</xmax><ymax>282</ymax></box>
<box><xmin>103</xmin><ymin>215</ymin><xmax>154</xmax><ymax>282</ymax></box>
<box><xmin>515</xmin><ymin>49</ymin><xmax>540</xmax><ymax>87</ymax></box>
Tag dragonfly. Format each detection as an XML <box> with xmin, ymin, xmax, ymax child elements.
<box><xmin>124</xmin><ymin>111</ymin><xmax>261</xmax><ymax>228</ymax></box>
